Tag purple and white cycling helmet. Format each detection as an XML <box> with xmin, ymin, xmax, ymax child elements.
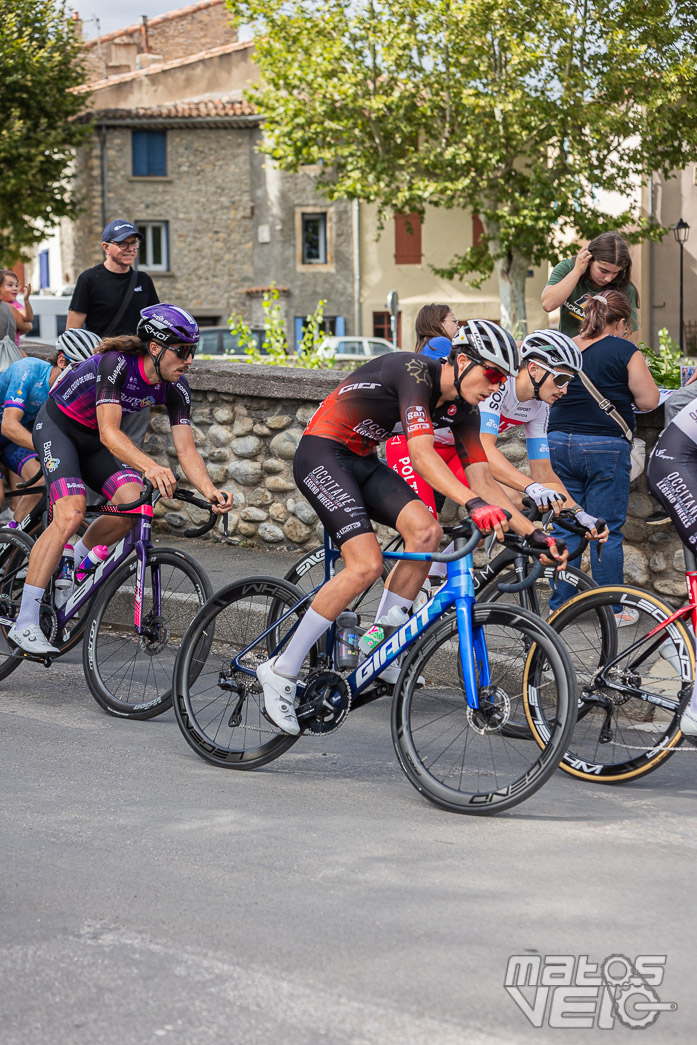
<box><xmin>137</xmin><ymin>304</ymin><xmax>200</xmax><ymax>348</ymax></box>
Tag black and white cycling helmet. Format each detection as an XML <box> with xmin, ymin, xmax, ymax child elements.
<box><xmin>450</xmin><ymin>320</ymin><xmax>520</xmax><ymax>376</ymax></box>
<box><xmin>520</xmin><ymin>329</ymin><xmax>583</xmax><ymax>371</ymax></box>
<box><xmin>55</xmin><ymin>328</ymin><xmax>102</xmax><ymax>363</ymax></box>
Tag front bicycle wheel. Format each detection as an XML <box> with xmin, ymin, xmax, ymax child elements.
<box><xmin>83</xmin><ymin>548</ymin><xmax>212</xmax><ymax>719</ymax></box>
<box><xmin>173</xmin><ymin>576</ymin><xmax>318</xmax><ymax>769</ymax></box>
<box><xmin>0</xmin><ymin>527</ymin><xmax>35</xmax><ymax>681</ymax></box>
<box><xmin>391</xmin><ymin>603</ymin><xmax>577</xmax><ymax>814</ymax></box>
<box><xmin>536</xmin><ymin>585</ymin><xmax>695</xmax><ymax>783</ymax></box>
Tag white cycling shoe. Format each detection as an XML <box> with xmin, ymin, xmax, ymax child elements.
<box><xmin>8</xmin><ymin>623</ymin><xmax>59</xmax><ymax>656</ymax></box>
<box><xmin>680</xmin><ymin>706</ymin><xmax>697</xmax><ymax>736</ymax></box>
<box><xmin>256</xmin><ymin>657</ymin><xmax>300</xmax><ymax>736</ymax></box>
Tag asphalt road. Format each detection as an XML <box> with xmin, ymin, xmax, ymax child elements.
<box><xmin>1</xmin><ymin>535</ymin><xmax>696</xmax><ymax>1044</ymax></box>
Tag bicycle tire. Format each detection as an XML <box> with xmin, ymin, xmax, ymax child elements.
<box><xmin>391</xmin><ymin>602</ymin><xmax>577</xmax><ymax>815</ymax></box>
<box><xmin>532</xmin><ymin>585</ymin><xmax>695</xmax><ymax>783</ymax></box>
<box><xmin>173</xmin><ymin>576</ymin><xmax>319</xmax><ymax>769</ymax></box>
<box><xmin>83</xmin><ymin>548</ymin><xmax>212</xmax><ymax>719</ymax></box>
<box><xmin>0</xmin><ymin>527</ymin><xmax>36</xmax><ymax>681</ymax></box>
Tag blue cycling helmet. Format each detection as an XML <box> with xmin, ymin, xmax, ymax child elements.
<box><xmin>137</xmin><ymin>304</ymin><xmax>199</xmax><ymax>347</ymax></box>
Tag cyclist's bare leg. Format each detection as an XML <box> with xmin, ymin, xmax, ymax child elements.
<box><xmin>380</xmin><ymin>499</ymin><xmax>443</xmax><ymax>604</ymax></box>
<box><xmin>310</xmin><ymin>532</ymin><xmax>385</xmax><ymax>620</ymax></box>
<box><xmin>24</xmin><ymin>493</ymin><xmax>87</xmax><ymax>588</ymax></box>
<box><xmin>77</xmin><ymin>481</ymin><xmax>143</xmax><ymax>550</ymax></box>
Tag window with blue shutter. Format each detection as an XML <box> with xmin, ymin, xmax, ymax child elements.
<box><xmin>132</xmin><ymin>131</ymin><xmax>167</xmax><ymax>177</ymax></box>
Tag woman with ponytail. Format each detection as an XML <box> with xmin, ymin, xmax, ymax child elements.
<box><xmin>546</xmin><ymin>290</ymin><xmax>658</xmax><ymax>617</ymax></box>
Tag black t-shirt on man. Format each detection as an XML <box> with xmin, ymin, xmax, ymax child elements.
<box><xmin>69</xmin><ymin>265</ymin><xmax>159</xmax><ymax>336</ymax></box>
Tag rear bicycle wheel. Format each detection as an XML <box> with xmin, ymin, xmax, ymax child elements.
<box><xmin>83</xmin><ymin>548</ymin><xmax>212</xmax><ymax>719</ymax></box>
<box><xmin>391</xmin><ymin>603</ymin><xmax>576</xmax><ymax>815</ymax></box>
<box><xmin>535</xmin><ymin>585</ymin><xmax>694</xmax><ymax>783</ymax></box>
<box><xmin>173</xmin><ymin>576</ymin><xmax>318</xmax><ymax>768</ymax></box>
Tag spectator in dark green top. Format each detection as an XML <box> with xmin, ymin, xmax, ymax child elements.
<box><xmin>542</xmin><ymin>232</ymin><xmax>639</xmax><ymax>339</ymax></box>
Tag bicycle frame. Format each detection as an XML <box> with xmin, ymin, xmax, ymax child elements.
<box><xmin>590</xmin><ymin>547</ymin><xmax>697</xmax><ymax>703</ymax></box>
<box><xmin>232</xmin><ymin>529</ymin><xmax>490</xmax><ymax>711</ymax></box>
<box><xmin>56</xmin><ymin>504</ymin><xmax>155</xmax><ymax>633</ymax></box>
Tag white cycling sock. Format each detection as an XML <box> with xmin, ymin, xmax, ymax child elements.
<box><xmin>372</xmin><ymin>587</ymin><xmax>411</xmax><ymax>624</ymax></box>
<box><xmin>72</xmin><ymin>538</ymin><xmax>90</xmax><ymax>566</ymax></box>
<box><xmin>15</xmin><ymin>584</ymin><xmax>45</xmax><ymax>630</ymax></box>
<box><xmin>275</xmin><ymin>606</ymin><xmax>333</xmax><ymax>678</ymax></box>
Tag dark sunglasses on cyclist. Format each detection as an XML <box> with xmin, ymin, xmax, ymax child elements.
<box><xmin>169</xmin><ymin>343</ymin><xmax>197</xmax><ymax>361</ymax></box>
<box><xmin>482</xmin><ymin>365</ymin><xmax>507</xmax><ymax>385</ymax></box>
<box><xmin>533</xmin><ymin>362</ymin><xmax>574</xmax><ymax>388</ymax></box>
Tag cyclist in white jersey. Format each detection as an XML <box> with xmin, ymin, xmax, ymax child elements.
<box><xmin>479</xmin><ymin>330</ymin><xmax>607</xmax><ymax>541</ymax></box>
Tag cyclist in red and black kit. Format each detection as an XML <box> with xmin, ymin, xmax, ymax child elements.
<box><xmin>9</xmin><ymin>304</ymin><xmax>234</xmax><ymax>656</ymax></box>
<box><xmin>257</xmin><ymin>320</ymin><xmax>567</xmax><ymax>735</ymax></box>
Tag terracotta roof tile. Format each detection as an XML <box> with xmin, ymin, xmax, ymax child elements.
<box><xmin>91</xmin><ymin>98</ymin><xmax>256</xmax><ymax>120</ymax></box>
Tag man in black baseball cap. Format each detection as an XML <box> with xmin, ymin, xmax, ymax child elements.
<box><xmin>66</xmin><ymin>219</ymin><xmax>160</xmax><ymax>446</ymax></box>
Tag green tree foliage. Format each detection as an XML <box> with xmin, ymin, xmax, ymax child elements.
<box><xmin>228</xmin><ymin>0</ymin><xmax>697</xmax><ymax>332</ymax></box>
<box><xmin>0</xmin><ymin>0</ymin><xmax>91</xmax><ymax>261</ymax></box>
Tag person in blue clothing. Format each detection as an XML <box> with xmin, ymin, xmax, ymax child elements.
<box><xmin>0</xmin><ymin>329</ymin><xmax>102</xmax><ymax>520</ymax></box>
<box><xmin>547</xmin><ymin>290</ymin><xmax>659</xmax><ymax>617</ymax></box>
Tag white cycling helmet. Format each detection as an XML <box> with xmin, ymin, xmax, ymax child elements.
<box><xmin>56</xmin><ymin>328</ymin><xmax>102</xmax><ymax>363</ymax></box>
<box><xmin>520</xmin><ymin>329</ymin><xmax>583</xmax><ymax>371</ymax></box>
<box><xmin>450</xmin><ymin>320</ymin><xmax>520</xmax><ymax>377</ymax></box>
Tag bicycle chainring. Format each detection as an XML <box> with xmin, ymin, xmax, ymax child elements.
<box><xmin>467</xmin><ymin>686</ymin><xmax>511</xmax><ymax>734</ymax></box>
<box><xmin>300</xmin><ymin>670</ymin><xmax>352</xmax><ymax>735</ymax></box>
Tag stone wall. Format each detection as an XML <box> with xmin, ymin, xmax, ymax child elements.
<box><xmin>112</xmin><ymin>357</ymin><xmax>690</xmax><ymax>603</ymax></box>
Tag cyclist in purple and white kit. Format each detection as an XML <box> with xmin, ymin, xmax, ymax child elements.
<box><xmin>9</xmin><ymin>304</ymin><xmax>234</xmax><ymax>656</ymax></box>
<box><xmin>647</xmin><ymin>403</ymin><xmax>697</xmax><ymax>735</ymax></box>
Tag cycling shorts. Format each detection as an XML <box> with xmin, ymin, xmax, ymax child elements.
<box><xmin>0</xmin><ymin>434</ymin><xmax>38</xmax><ymax>477</ymax></box>
<box><xmin>33</xmin><ymin>399</ymin><xmax>143</xmax><ymax>506</ymax></box>
<box><xmin>385</xmin><ymin>435</ymin><xmax>469</xmax><ymax>517</ymax></box>
<box><xmin>293</xmin><ymin>434</ymin><xmax>420</xmax><ymax>547</ymax></box>
<box><xmin>647</xmin><ymin>423</ymin><xmax>697</xmax><ymax>549</ymax></box>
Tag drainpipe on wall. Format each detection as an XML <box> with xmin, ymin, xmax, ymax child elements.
<box><xmin>352</xmin><ymin>199</ymin><xmax>361</xmax><ymax>335</ymax></box>
<box><xmin>141</xmin><ymin>15</ymin><xmax>149</xmax><ymax>53</ymax></box>
<box><xmin>648</xmin><ymin>174</ymin><xmax>655</xmax><ymax>347</ymax></box>
<box><xmin>99</xmin><ymin>125</ymin><xmax>108</xmax><ymax>230</ymax></box>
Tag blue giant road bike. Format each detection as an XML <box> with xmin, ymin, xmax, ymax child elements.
<box><xmin>173</xmin><ymin>521</ymin><xmax>577</xmax><ymax>815</ymax></box>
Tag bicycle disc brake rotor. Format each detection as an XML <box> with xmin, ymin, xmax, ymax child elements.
<box><xmin>467</xmin><ymin>686</ymin><xmax>511</xmax><ymax>735</ymax></box>
<box><xmin>301</xmin><ymin>670</ymin><xmax>352</xmax><ymax>735</ymax></box>
<box><xmin>138</xmin><ymin>613</ymin><xmax>170</xmax><ymax>655</ymax></box>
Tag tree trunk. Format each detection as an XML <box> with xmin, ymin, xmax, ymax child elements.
<box><xmin>494</xmin><ymin>248</ymin><xmax>530</xmax><ymax>337</ymax></box>
<box><xmin>481</xmin><ymin>218</ymin><xmax>531</xmax><ymax>337</ymax></box>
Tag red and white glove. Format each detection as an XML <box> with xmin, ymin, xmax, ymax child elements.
<box><xmin>466</xmin><ymin>497</ymin><xmax>509</xmax><ymax>532</ymax></box>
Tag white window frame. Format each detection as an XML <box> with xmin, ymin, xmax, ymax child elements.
<box><xmin>136</xmin><ymin>221</ymin><xmax>169</xmax><ymax>271</ymax></box>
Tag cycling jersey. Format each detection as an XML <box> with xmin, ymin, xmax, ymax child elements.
<box><xmin>0</xmin><ymin>356</ymin><xmax>53</xmax><ymax>427</ymax></box>
<box><xmin>479</xmin><ymin>376</ymin><xmax>550</xmax><ymax>460</ymax></box>
<box><xmin>647</xmin><ymin>400</ymin><xmax>697</xmax><ymax>548</ymax></box>
<box><xmin>304</xmin><ymin>352</ymin><xmax>486</xmax><ymax>466</ymax></box>
<box><xmin>50</xmin><ymin>351</ymin><xmax>191</xmax><ymax>430</ymax></box>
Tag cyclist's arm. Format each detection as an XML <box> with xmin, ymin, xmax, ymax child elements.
<box><xmin>0</xmin><ymin>407</ymin><xmax>34</xmax><ymax>450</ymax></box>
<box><xmin>96</xmin><ymin>402</ymin><xmax>176</xmax><ymax>498</ymax></box>
<box><xmin>171</xmin><ymin>424</ymin><xmax>234</xmax><ymax>512</ymax></box>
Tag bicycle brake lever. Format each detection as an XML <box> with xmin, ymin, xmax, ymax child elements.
<box><xmin>541</xmin><ymin>509</ymin><xmax>555</xmax><ymax>532</ymax></box>
<box><xmin>484</xmin><ymin>531</ymin><xmax>498</xmax><ymax>557</ymax></box>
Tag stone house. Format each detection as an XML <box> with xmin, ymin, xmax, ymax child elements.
<box><xmin>54</xmin><ymin>1</ymin><xmax>356</xmax><ymax>345</ymax></box>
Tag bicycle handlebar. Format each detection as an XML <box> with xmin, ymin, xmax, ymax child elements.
<box><xmin>110</xmin><ymin>479</ymin><xmax>231</xmax><ymax>538</ymax></box>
